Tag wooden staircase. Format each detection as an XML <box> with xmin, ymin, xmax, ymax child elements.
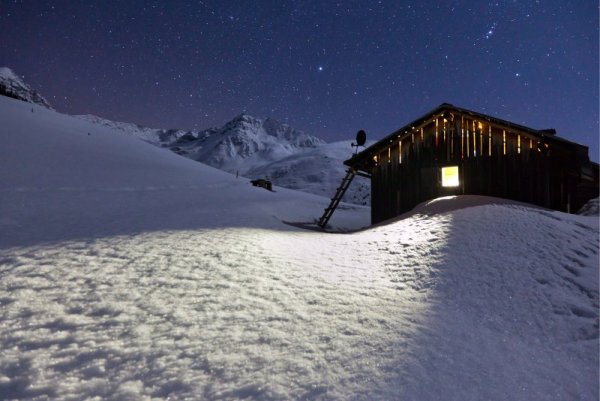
<box><xmin>318</xmin><ymin>168</ymin><xmax>356</xmax><ymax>228</ymax></box>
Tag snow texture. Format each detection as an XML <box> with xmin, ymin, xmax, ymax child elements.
<box><xmin>76</xmin><ymin>114</ymin><xmax>191</xmax><ymax>146</ymax></box>
<box><xmin>0</xmin><ymin>94</ymin><xmax>598</xmax><ymax>400</ymax></box>
<box><xmin>0</xmin><ymin>67</ymin><xmax>52</xmax><ymax>109</ymax></box>
<box><xmin>246</xmin><ymin>140</ymin><xmax>372</xmax><ymax>205</ymax></box>
<box><xmin>578</xmin><ymin>197</ymin><xmax>599</xmax><ymax>216</ymax></box>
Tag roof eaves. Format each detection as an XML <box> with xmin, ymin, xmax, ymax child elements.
<box><xmin>344</xmin><ymin>103</ymin><xmax>450</xmax><ymax>167</ymax></box>
<box><xmin>345</xmin><ymin>103</ymin><xmax>587</xmax><ymax>168</ymax></box>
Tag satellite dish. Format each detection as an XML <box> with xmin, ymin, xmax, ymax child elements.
<box><xmin>351</xmin><ymin>130</ymin><xmax>367</xmax><ymax>154</ymax></box>
<box><xmin>355</xmin><ymin>130</ymin><xmax>366</xmax><ymax>146</ymax></box>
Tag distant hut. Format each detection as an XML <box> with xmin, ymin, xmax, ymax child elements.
<box><xmin>251</xmin><ymin>178</ymin><xmax>273</xmax><ymax>191</ymax></box>
<box><xmin>344</xmin><ymin>103</ymin><xmax>599</xmax><ymax>225</ymax></box>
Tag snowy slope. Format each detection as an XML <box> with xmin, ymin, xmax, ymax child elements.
<box><xmin>0</xmin><ymin>95</ymin><xmax>365</xmax><ymax>247</ymax></box>
<box><xmin>76</xmin><ymin>112</ymin><xmax>360</xmax><ymax>203</ymax></box>
<box><xmin>0</xmin><ymin>94</ymin><xmax>599</xmax><ymax>400</ymax></box>
<box><xmin>0</xmin><ymin>67</ymin><xmax>52</xmax><ymax>109</ymax></box>
<box><xmin>248</xmin><ymin>140</ymin><xmax>372</xmax><ymax>205</ymax></box>
<box><xmin>76</xmin><ymin>114</ymin><xmax>190</xmax><ymax>145</ymax></box>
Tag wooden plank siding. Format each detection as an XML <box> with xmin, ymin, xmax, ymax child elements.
<box><xmin>367</xmin><ymin>112</ymin><xmax>583</xmax><ymax>224</ymax></box>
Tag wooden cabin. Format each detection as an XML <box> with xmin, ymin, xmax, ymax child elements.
<box><xmin>344</xmin><ymin>103</ymin><xmax>599</xmax><ymax>225</ymax></box>
<box><xmin>251</xmin><ymin>178</ymin><xmax>273</xmax><ymax>191</ymax></box>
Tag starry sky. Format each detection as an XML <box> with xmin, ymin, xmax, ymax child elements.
<box><xmin>1</xmin><ymin>1</ymin><xmax>598</xmax><ymax>160</ymax></box>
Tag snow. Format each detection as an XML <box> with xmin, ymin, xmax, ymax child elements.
<box><xmin>0</xmin><ymin>67</ymin><xmax>52</xmax><ymax>109</ymax></box>
<box><xmin>169</xmin><ymin>114</ymin><xmax>325</xmax><ymax>180</ymax></box>
<box><xmin>79</xmin><ymin>112</ymin><xmax>370</xmax><ymax>205</ymax></box>
<box><xmin>0</xmin><ymin>67</ymin><xmax>22</xmax><ymax>83</ymax></box>
<box><xmin>0</xmin><ymin>94</ymin><xmax>598</xmax><ymax>400</ymax></box>
<box><xmin>166</xmin><ymin>113</ymin><xmax>325</xmax><ymax>175</ymax></box>
<box><xmin>76</xmin><ymin>114</ymin><xmax>188</xmax><ymax>145</ymax></box>
<box><xmin>578</xmin><ymin>197</ymin><xmax>599</xmax><ymax>216</ymax></box>
<box><xmin>247</xmin><ymin>140</ymin><xmax>372</xmax><ymax>205</ymax></box>
<box><xmin>0</xmin><ymin>97</ymin><xmax>365</xmax><ymax>247</ymax></box>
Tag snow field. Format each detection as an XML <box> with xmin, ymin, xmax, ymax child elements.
<box><xmin>0</xmin><ymin>227</ymin><xmax>426</xmax><ymax>400</ymax></box>
<box><xmin>1</xmin><ymin>205</ymin><xmax>597</xmax><ymax>400</ymax></box>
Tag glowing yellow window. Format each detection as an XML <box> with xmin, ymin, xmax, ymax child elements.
<box><xmin>441</xmin><ymin>166</ymin><xmax>460</xmax><ymax>187</ymax></box>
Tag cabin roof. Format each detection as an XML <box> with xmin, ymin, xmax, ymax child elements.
<box><xmin>344</xmin><ymin>103</ymin><xmax>588</xmax><ymax>170</ymax></box>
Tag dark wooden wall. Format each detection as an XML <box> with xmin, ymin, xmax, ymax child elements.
<box><xmin>370</xmin><ymin>115</ymin><xmax>588</xmax><ymax>224</ymax></box>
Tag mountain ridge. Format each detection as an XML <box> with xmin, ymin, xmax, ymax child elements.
<box><xmin>1</xmin><ymin>67</ymin><xmax>369</xmax><ymax>204</ymax></box>
<box><xmin>0</xmin><ymin>67</ymin><xmax>53</xmax><ymax>109</ymax></box>
<box><xmin>76</xmin><ymin>112</ymin><xmax>369</xmax><ymax>204</ymax></box>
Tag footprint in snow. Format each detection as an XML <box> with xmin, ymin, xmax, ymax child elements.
<box><xmin>570</xmin><ymin>305</ymin><xmax>597</xmax><ymax>319</ymax></box>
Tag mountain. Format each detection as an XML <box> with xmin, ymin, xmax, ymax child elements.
<box><xmin>77</xmin><ymin>114</ymin><xmax>191</xmax><ymax>145</ymax></box>
<box><xmin>0</xmin><ymin>94</ymin><xmax>365</xmax><ymax>246</ymax></box>
<box><xmin>247</xmin><ymin>140</ymin><xmax>372</xmax><ymax>205</ymax></box>
<box><xmin>0</xmin><ymin>68</ymin><xmax>367</xmax><ymax>204</ymax></box>
<box><xmin>0</xmin><ymin>67</ymin><xmax>366</xmax><ymax>205</ymax></box>
<box><xmin>166</xmin><ymin>114</ymin><xmax>370</xmax><ymax>204</ymax></box>
<box><xmin>0</xmin><ymin>67</ymin><xmax>52</xmax><ymax>109</ymax></box>
<box><xmin>168</xmin><ymin>113</ymin><xmax>325</xmax><ymax>173</ymax></box>
<box><xmin>79</xmin><ymin>112</ymin><xmax>370</xmax><ymax>204</ymax></box>
<box><xmin>0</xmin><ymin>93</ymin><xmax>597</xmax><ymax>400</ymax></box>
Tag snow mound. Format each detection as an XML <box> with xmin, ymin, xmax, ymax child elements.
<box><xmin>0</xmin><ymin>67</ymin><xmax>52</xmax><ymax>109</ymax></box>
<box><xmin>578</xmin><ymin>197</ymin><xmax>599</xmax><ymax>216</ymax></box>
<box><xmin>394</xmin><ymin>194</ymin><xmax>542</xmax><ymax>219</ymax></box>
<box><xmin>0</xmin><ymin>203</ymin><xmax>597</xmax><ymax>400</ymax></box>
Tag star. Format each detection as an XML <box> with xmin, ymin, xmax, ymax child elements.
<box><xmin>1</xmin><ymin>1</ymin><xmax>595</xmax><ymax>160</ymax></box>
<box><xmin>484</xmin><ymin>22</ymin><xmax>498</xmax><ymax>40</ymax></box>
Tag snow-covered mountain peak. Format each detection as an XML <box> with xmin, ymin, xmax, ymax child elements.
<box><xmin>0</xmin><ymin>67</ymin><xmax>20</xmax><ymax>81</ymax></box>
<box><xmin>218</xmin><ymin>113</ymin><xmax>324</xmax><ymax>147</ymax></box>
<box><xmin>228</xmin><ymin>112</ymin><xmax>255</xmax><ymax>125</ymax></box>
<box><xmin>76</xmin><ymin>111</ymin><xmax>365</xmax><ymax>204</ymax></box>
<box><xmin>169</xmin><ymin>113</ymin><xmax>325</xmax><ymax>173</ymax></box>
<box><xmin>0</xmin><ymin>67</ymin><xmax>53</xmax><ymax>109</ymax></box>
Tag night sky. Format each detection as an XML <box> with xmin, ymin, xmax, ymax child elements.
<box><xmin>1</xmin><ymin>1</ymin><xmax>598</xmax><ymax>160</ymax></box>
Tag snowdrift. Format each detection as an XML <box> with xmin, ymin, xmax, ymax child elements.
<box><xmin>578</xmin><ymin>197</ymin><xmax>599</xmax><ymax>216</ymax></box>
<box><xmin>0</xmin><ymin>95</ymin><xmax>598</xmax><ymax>400</ymax></box>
